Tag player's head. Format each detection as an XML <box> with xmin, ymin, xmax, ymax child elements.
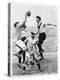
<box><xmin>14</xmin><ymin>22</ymin><xmax>19</xmax><ymax>28</ymax></box>
<box><xmin>36</xmin><ymin>16</ymin><xmax>41</xmax><ymax>23</ymax></box>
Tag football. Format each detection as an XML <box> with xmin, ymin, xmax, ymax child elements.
<box><xmin>26</xmin><ymin>11</ymin><xmax>31</xmax><ymax>16</ymax></box>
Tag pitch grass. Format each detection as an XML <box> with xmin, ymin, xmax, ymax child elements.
<box><xmin>12</xmin><ymin>52</ymin><xmax>57</xmax><ymax>75</ymax></box>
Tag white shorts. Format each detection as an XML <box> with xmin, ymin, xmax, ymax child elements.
<box><xmin>15</xmin><ymin>40</ymin><xmax>26</xmax><ymax>50</ymax></box>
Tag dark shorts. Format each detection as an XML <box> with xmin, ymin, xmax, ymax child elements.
<box><xmin>38</xmin><ymin>32</ymin><xmax>46</xmax><ymax>44</ymax></box>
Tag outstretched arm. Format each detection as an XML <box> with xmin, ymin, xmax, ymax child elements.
<box><xmin>17</xmin><ymin>13</ymin><xmax>28</xmax><ymax>29</ymax></box>
<box><xmin>47</xmin><ymin>23</ymin><xmax>56</xmax><ymax>27</ymax></box>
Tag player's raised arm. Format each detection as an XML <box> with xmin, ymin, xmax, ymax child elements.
<box><xmin>18</xmin><ymin>11</ymin><xmax>31</xmax><ymax>29</ymax></box>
